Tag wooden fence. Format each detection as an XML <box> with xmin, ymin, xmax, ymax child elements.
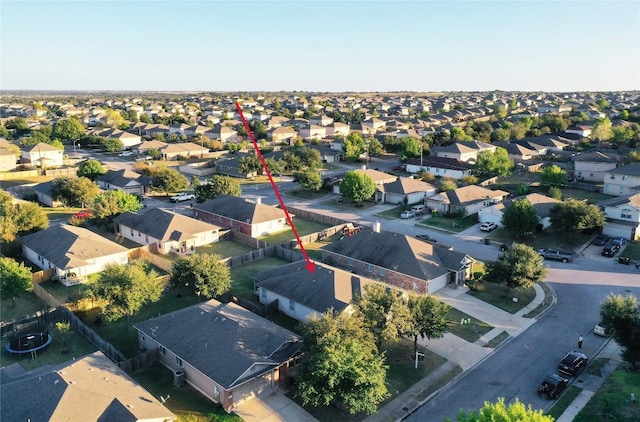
<box><xmin>130</xmin><ymin>246</ymin><xmax>174</xmax><ymax>272</ymax></box>
<box><xmin>288</xmin><ymin>207</ymin><xmax>351</xmax><ymax>227</ymax></box>
<box><xmin>32</xmin><ymin>268</ymin><xmax>54</xmax><ymax>285</ymax></box>
<box><xmin>117</xmin><ymin>348</ymin><xmax>160</xmax><ymax>374</ymax></box>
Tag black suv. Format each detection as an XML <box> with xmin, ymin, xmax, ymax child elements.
<box><xmin>537</xmin><ymin>373</ymin><xmax>569</xmax><ymax>399</ymax></box>
<box><xmin>558</xmin><ymin>351</ymin><xmax>588</xmax><ymax>376</ymax></box>
<box><xmin>602</xmin><ymin>243</ymin><xmax>620</xmax><ymax>257</ymax></box>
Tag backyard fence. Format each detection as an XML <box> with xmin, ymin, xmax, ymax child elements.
<box><xmin>60</xmin><ymin>307</ymin><xmax>126</xmax><ymax>364</ymax></box>
<box><xmin>130</xmin><ymin>246</ymin><xmax>174</xmax><ymax>272</ymax></box>
<box><xmin>223</xmin><ymin>246</ymin><xmax>277</xmax><ymax>268</ymax></box>
<box><xmin>0</xmin><ymin>307</ymin><xmax>64</xmax><ymax>338</ymax></box>
<box><xmin>288</xmin><ymin>207</ymin><xmax>351</xmax><ymax>227</ymax></box>
<box><xmin>117</xmin><ymin>348</ymin><xmax>160</xmax><ymax>374</ymax></box>
<box><xmin>32</xmin><ymin>268</ymin><xmax>54</xmax><ymax>285</ymax></box>
<box><xmin>231</xmin><ymin>230</ymin><xmax>271</xmax><ymax>249</ymax></box>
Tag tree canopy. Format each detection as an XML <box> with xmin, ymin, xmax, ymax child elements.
<box><xmin>407</xmin><ymin>294</ymin><xmax>450</xmax><ymax>355</ymax></box>
<box><xmin>450</xmin><ymin>398</ymin><xmax>553</xmax><ymax>422</ymax></box>
<box><xmin>485</xmin><ymin>243</ymin><xmax>547</xmax><ymax>290</ymax></box>
<box><xmin>501</xmin><ymin>198</ymin><xmax>539</xmax><ymax>237</ymax></box>
<box><xmin>52</xmin><ymin>177</ymin><xmax>99</xmax><ymax>208</ymax></box>
<box><xmin>90</xmin><ymin>189</ymin><xmax>142</xmax><ymax>223</ymax></box>
<box><xmin>194</xmin><ymin>175</ymin><xmax>242</xmax><ymax>202</ymax></box>
<box><xmin>340</xmin><ymin>171</ymin><xmax>376</xmax><ymax>205</ymax></box>
<box><xmin>600</xmin><ymin>294</ymin><xmax>640</xmax><ymax>368</ymax></box>
<box><xmin>474</xmin><ymin>148</ymin><xmax>514</xmax><ymax>176</ymax></box>
<box><xmin>343</xmin><ymin>132</ymin><xmax>366</xmax><ymax>161</ymax></box>
<box><xmin>591</xmin><ymin>117</ymin><xmax>613</xmax><ymax>141</ymax></box>
<box><xmin>52</xmin><ymin>117</ymin><xmax>86</xmax><ymax>142</ymax></box>
<box><xmin>171</xmin><ymin>253</ymin><xmax>231</xmax><ymax>298</ymax></box>
<box><xmin>539</xmin><ymin>165</ymin><xmax>567</xmax><ymax>187</ymax></box>
<box><xmin>296</xmin><ymin>310</ymin><xmax>389</xmax><ymax>415</ymax></box>
<box><xmin>296</xmin><ymin>171</ymin><xmax>323</xmax><ymax>191</ymax></box>
<box><xmin>88</xmin><ymin>261</ymin><xmax>161</xmax><ymax>322</ymax></box>
<box><xmin>77</xmin><ymin>159</ymin><xmax>107</xmax><ymax>181</ymax></box>
<box><xmin>0</xmin><ymin>257</ymin><xmax>33</xmax><ymax>306</ymax></box>
<box><xmin>549</xmin><ymin>199</ymin><xmax>605</xmax><ymax>233</ymax></box>
<box><xmin>0</xmin><ymin>190</ymin><xmax>48</xmax><ymax>244</ymax></box>
<box><xmin>152</xmin><ymin>167</ymin><xmax>189</xmax><ymax>194</ymax></box>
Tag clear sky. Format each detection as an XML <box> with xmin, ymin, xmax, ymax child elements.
<box><xmin>1</xmin><ymin>0</ymin><xmax>639</xmax><ymax>92</ymax></box>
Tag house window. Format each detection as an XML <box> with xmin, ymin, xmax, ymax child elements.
<box><xmin>347</xmin><ymin>258</ymin><xmax>354</xmax><ymax>267</ymax></box>
<box><xmin>289</xmin><ymin>299</ymin><xmax>295</xmax><ymax>311</ymax></box>
<box><xmin>145</xmin><ymin>235</ymin><xmax>148</xmax><ymax>243</ymax></box>
<box><xmin>131</xmin><ymin>228</ymin><xmax>134</xmax><ymax>236</ymax></box>
<box><xmin>378</xmin><ymin>268</ymin><xmax>385</xmax><ymax>276</ymax></box>
<box><xmin>176</xmin><ymin>357</ymin><xmax>183</xmax><ymax>367</ymax></box>
<box><xmin>140</xmin><ymin>335</ymin><xmax>145</xmax><ymax>342</ymax></box>
<box><xmin>366</xmin><ymin>263</ymin><xmax>373</xmax><ymax>272</ymax></box>
<box><xmin>621</xmin><ymin>209</ymin><xmax>632</xmax><ymax>219</ymax></box>
<box><xmin>160</xmin><ymin>346</ymin><xmax>166</xmax><ymax>355</ymax></box>
<box><xmin>610</xmin><ymin>175</ymin><xmax>615</xmax><ymax>180</ymax></box>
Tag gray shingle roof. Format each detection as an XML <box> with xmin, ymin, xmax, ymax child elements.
<box><xmin>134</xmin><ymin>300</ymin><xmax>302</xmax><ymax>389</ymax></box>
<box><xmin>114</xmin><ymin>208</ymin><xmax>220</xmax><ymax>241</ymax></box>
<box><xmin>96</xmin><ymin>169</ymin><xmax>152</xmax><ymax>188</ymax></box>
<box><xmin>194</xmin><ymin>195</ymin><xmax>287</xmax><ymax>224</ymax></box>
<box><xmin>609</xmin><ymin>163</ymin><xmax>640</xmax><ymax>176</ymax></box>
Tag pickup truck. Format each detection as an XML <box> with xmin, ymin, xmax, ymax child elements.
<box><xmin>538</xmin><ymin>248</ymin><xmax>573</xmax><ymax>263</ymax></box>
<box><xmin>170</xmin><ymin>192</ymin><xmax>195</xmax><ymax>202</ymax></box>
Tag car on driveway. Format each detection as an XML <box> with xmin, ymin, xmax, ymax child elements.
<box><xmin>593</xmin><ymin>321</ymin><xmax>610</xmax><ymax>337</ymax></box>
<box><xmin>480</xmin><ymin>222</ymin><xmax>498</xmax><ymax>232</ymax></box>
<box><xmin>170</xmin><ymin>192</ymin><xmax>195</xmax><ymax>202</ymax></box>
<box><xmin>537</xmin><ymin>373</ymin><xmax>569</xmax><ymax>399</ymax></box>
<box><xmin>416</xmin><ymin>234</ymin><xmax>437</xmax><ymax>243</ymax></box>
<box><xmin>538</xmin><ymin>248</ymin><xmax>573</xmax><ymax>263</ymax></box>
<box><xmin>558</xmin><ymin>351</ymin><xmax>588</xmax><ymax>376</ymax></box>
<box><xmin>592</xmin><ymin>235</ymin><xmax>609</xmax><ymax>246</ymax></box>
<box><xmin>118</xmin><ymin>151</ymin><xmax>133</xmax><ymax>157</ymax></box>
<box><xmin>610</xmin><ymin>237</ymin><xmax>627</xmax><ymax>246</ymax></box>
<box><xmin>602</xmin><ymin>243</ymin><xmax>620</xmax><ymax>257</ymax></box>
<box><xmin>400</xmin><ymin>210</ymin><xmax>416</xmax><ymax>219</ymax></box>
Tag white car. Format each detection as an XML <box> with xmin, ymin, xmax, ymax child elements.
<box><xmin>400</xmin><ymin>210</ymin><xmax>416</xmax><ymax>219</ymax></box>
<box><xmin>170</xmin><ymin>193</ymin><xmax>195</xmax><ymax>202</ymax></box>
<box><xmin>118</xmin><ymin>151</ymin><xmax>134</xmax><ymax>157</ymax></box>
<box><xmin>480</xmin><ymin>222</ymin><xmax>498</xmax><ymax>232</ymax></box>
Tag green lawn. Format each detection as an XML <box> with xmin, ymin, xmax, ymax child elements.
<box><xmin>483</xmin><ymin>330</ymin><xmax>509</xmax><ymax>348</ymax></box>
<box><xmin>43</xmin><ymin>207</ymin><xmax>83</xmax><ymax>221</ymax></box>
<box><xmin>418</xmin><ymin>213</ymin><xmax>479</xmax><ymax>233</ymax></box>
<box><xmin>0</xmin><ymin>292</ymin><xmax>47</xmax><ymax>322</ymax></box>
<box><xmin>258</xmin><ymin>218</ymin><xmax>330</xmax><ymax>244</ymax></box>
<box><xmin>574</xmin><ymin>367</ymin><xmax>640</xmax><ymax>422</ymax></box>
<box><xmin>228</xmin><ymin>256</ymin><xmax>291</xmax><ymax>301</ymax></box>
<box><xmin>523</xmin><ymin>282</ymin><xmax>554</xmax><ymax>318</ymax></box>
<box><xmin>486</xmin><ymin>228</ymin><xmax>593</xmax><ymax>252</ymax></box>
<box><xmin>467</xmin><ymin>282</ymin><xmax>537</xmax><ymax>314</ymax></box>
<box><xmin>196</xmin><ymin>240</ymin><xmax>255</xmax><ymax>259</ymax></box>
<box><xmin>39</xmin><ymin>280</ymin><xmax>90</xmax><ymax>306</ymax></box>
<box><xmin>446</xmin><ymin>307</ymin><xmax>493</xmax><ymax>342</ymax></box>
<box><xmin>560</xmin><ymin>187</ymin><xmax>614</xmax><ymax>203</ymax></box>
<box><xmin>133</xmin><ymin>364</ymin><xmax>242</xmax><ymax>422</ymax></box>
<box><xmin>85</xmin><ymin>222</ymin><xmax>141</xmax><ymax>249</ymax></box>
<box><xmin>547</xmin><ymin>385</ymin><xmax>583</xmax><ymax>420</ymax></box>
<box><xmin>285</xmin><ymin>189</ymin><xmax>329</xmax><ymax>200</ymax></box>
<box><xmin>622</xmin><ymin>242</ymin><xmax>640</xmax><ymax>262</ymax></box>
<box><xmin>374</xmin><ymin>204</ymin><xmax>407</xmax><ymax>220</ymax></box>
<box><xmin>293</xmin><ymin>232</ymin><xmax>343</xmax><ymax>261</ymax></box>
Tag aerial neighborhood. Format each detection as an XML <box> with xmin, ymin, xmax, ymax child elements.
<box><xmin>1</xmin><ymin>90</ymin><xmax>640</xmax><ymax>422</ymax></box>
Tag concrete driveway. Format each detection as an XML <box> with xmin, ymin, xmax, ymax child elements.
<box><xmin>233</xmin><ymin>390</ymin><xmax>318</xmax><ymax>422</ymax></box>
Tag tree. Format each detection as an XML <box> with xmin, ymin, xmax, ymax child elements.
<box><xmin>438</xmin><ymin>178</ymin><xmax>457</xmax><ymax>192</ymax></box>
<box><xmin>6</xmin><ymin>117</ymin><xmax>29</xmax><ymax>130</ymax></box>
<box><xmin>367</xmin><ymin>137</ymin><xmax>384</xmax><ymax>156</ymax></box>
<box><xmin>52</xmin><ymin>117</ymin><xmax>85</xmax><ymax>142</ymax></box>
<box><xmin>493</xmin><ymin>105</ymin><xmax>507</xmax><ymax>119</ymax></box>
<box><xmin>340</xmin><ymin>171</ymin><xmax>376</xmax><ymax>206</ymax></box>
<box><xmin>402</xmin><ymin>138</ymin><xmax>422</xmax><ymax>159</ymax></box>
<box><xmin>55</xmin><ymin>321</ymin><xmax>71</xmax><ymax>354</ymax></box>
<box><xmin>407</xmin><ymin>294</ymin><xmax>449</xmax><ymax>356</ymax></box>
<box><xmin>77</xmin><ymin>159</ymin><xmax>107</xmax><ymax>181</ymax></box>
<box><xmin>90</xmin><ymin>189</ymin><xmax>142</xmax><ymax>223</ymax></box>
<box><xmin>450</xmin><ymin>127</ymin><xmax>471</xmax><ymax>142</ymax></box>
<box><xmin>539</xmin><ymin>165</ymin><xmax>567</xmax><ymax>187</ymax></box>
<box><xmin>171</xmin><ymin>253</ymin><xmax>231</xmax><ymax>298</ymax></box>
<box><xmin>52</xmin><ymin>177</ymin><xmax>100</xmax><ymax>208</ymax></box>
<box><xmin>11</xmin><ymin>201</ymin><xmax>49</xmax><ymax>233</ymax></box>
<box><xmin>450</xmin><ymin>398</ymin><xmax>553</xmax><ymax>422</ymax></box>
<box><xmin>296</xmin><ymin>171</ymin><xmax>322</xmax><ymax>191</ymax></box>
<box><xmin>548</xmin><ymin>186</ymin><xmax>562</xmax><ymax>200</ymax></box>
<box><xmin>549</xmin><ymin>199</ymin><xmax>605</xmax><ymax>233</ymax></box>
<box><xmin>625</xmin><ymin>150</ymin><xmax>640</xmax><ymax>164</ymax></box>
<box><xmin>591</xmin><ymin>117</ymin><xmax>613</xmax><ymax>141</ymax></box>
<box><xmin>100</xmin><ymin>137</ymin><xmax>124</xmax><ymax>152</ymax></box>
<box><xmin>501</xmin><ymin>198</ymin><xmax>539</xmax><ymax>237</ymax></box>
<box><xmin>343</xmin><ymin>132</ymin><xmax>366</xmax><ymax>161</ymax></box>
<box><xmin>194</xmin><ymin>175</ymin><xmax>241</xmax><ymax>202</ymax></box>
<box><xmin>103</xmin><ymin>108</ymin><xmax>128</xmax><ymax>128</ymax></box>
<box><xmin>600</xmin><ymin>294</ymin><xmax>640</xmax><ymax>368</ymax></box>
<box><xmin>474</xmin><ymin>148</ymin><xmax>514</xmax><ymax>176</ymax></box>
<box><xmin>296</xmin><ymin>310</ymin><xmax>389</xmax><ymax>415</ymax></box>
<box><xmin>352</xmin><ymin>284</ymin><xmax>412</xmax><ymax>349</ymax></box>
<box><xmin>152</xmin><ymin>167</ymin><xmax>189</xmax><ymax>194</ymax></box>
<box><xmin>0</xmin><ymin>257</ymin><xmax>33</xmax><ymax>306</ymax></box>
<box><xmin>88</xmin><ymin>261</ymin><xmax>161</xmax><ymax>322</ymax></box>
<box><xmin>239</xmin><ymin>154</ymin><xmax>262</xmax><ymax>175</ymax></box>
<box><xmin>490</xmin><ymin>127</ymin><xmax>511</xmax><ymax>142</ymax></box>
<box><xmin>139</xmin><ymin>113</ymin><xmax>152</xmax><ymax>123</ymax></box>
<box><xmin>485</xmin><ymin>243</ymin><xmax>547</xmax><ymax>290</ymax></box>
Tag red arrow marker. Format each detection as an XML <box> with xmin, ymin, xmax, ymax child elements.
<box><xmin>235</xmin><ymin>102</ymin><xmax>315</xmax><ymax>273</ymax></box>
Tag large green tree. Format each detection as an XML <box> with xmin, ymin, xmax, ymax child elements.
<box><xmin>152</xmin><ymin>167</ymin><xmax>189</xmax><ymax>194</ymax></box>
<box><xmin>474</xmin><ymin>148</ymin><xmax>514</xmax><ymax>176</ymax></box>
<box><xmin>296</xmin><ymin>310</ymin><xmax>389</xmax><ymax>415</ymax></box>
<box><xmin>450</xmin><ymin>398</ymin><xmax>553</xmax><ymax>422</ymax></box>
<box><xmin>343</xmin><ymin>132</ymin><xmax>366</xmax><ymax>161</ymax></box>
<box><xmin>52</xmin><ymin>117</ymin><xmax>86</xmax><ymax>142</ymax></box>
<box><xmin>296</xmin><ymin>171</ymin><xmax>322</xmax><ymax>191</ymax></box>
<box><xmin>549</xmin><ymin>199</ymin><xmax>605</xmax><ymax>233</ymax></box>
<box><xmin>170</xmin><ymin>253</ymin><xmax>231</xmax><ymax>298</ymax></box>
<box><xmin>340</xmin><ymin>171</ymin><xmax>376</xmax><ymax>206</ymax></box>
<box><xmin>408</xmin><ymin>294</ymin><xmax>450</xmax><ymax>356</ymax></box>
<box><xmin>0</xmin><ymin>257</ymin><xmax>33</xmax><ymax>306</ymax></box>
<box><xmin>0</xmin><ymin>191</ymin><xmax>48</xmax><ymax>244</ymax></box>
<box><xmin>194</xmin><ymin>175</ymin><xmax>242</xmax><ymax>202</ymax></box>
<box><xmin>501</xmin><ymin>198</ymin><xmax>539</xmax><ymax>237</ymax></box>
<box><xmin>600</xmin><ymin>294</ymin><xmax>640</xmax><ymax>368</ymax></box>
<box><xmin>90</xmin><ymin>189</ymin><xmax>142</xmax><ymax>224</ymax></box>
<box><xmin>52</xmin><ymin>177</ymin><xmax>99</xmax><ymax>208</ymax></box>
<box><xmin>591</xmin><ymin>117</ymin><xmax>613</xmax><ymax>141</ymax></box>
<box><xmin>88</xmin><ymin>261</ymin><xmax>161</xmax><ymax>322</ymax></box>
<box><xmin>539</xmin><ymin>165</ymin><xmax>567</xmax><ymax>187</ymax></box>
<box><xmin>485</xmin><ymin>243</ymin><xmax>547</xmax><ymax>290</ymax></box>
<box><xmin>77</xmin><ymin>159</ymin><xmax>107</xmax><ymax>181</ymax></box>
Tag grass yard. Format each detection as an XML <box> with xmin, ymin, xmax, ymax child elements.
<box><xmin>85</xmin><ymin>222</ymin><xmax>141</xmax><ymax>249</ymax></box>
<box><xmin>483</xmin><ymin>330</ymin><xmax>509</xmax><ymax>348</ymax></box>
<box><xmin>418</xmin><ymin>213</ymin><xmax>478</xmax><ymax>233</ymax></box>
<box><xmin>375</xmin><ymin>204</ymin><xmax>408</xmax><ymax>220</ymax></box>
<box><xmin>547</xmin><ymin>385</ymin><xmax>583</xmax><ymax>420</ymax></box>
<box><xmin>259</xmin><ymin>218</ymin><xmax>330</xmax><ymax>244</ymax></box>
<box><xmin>228</xmin><ymin>256</ymin><xmax>291</xmax><ymax>302</ymax></box>
<box><xmin>467</xmin><ymin>281</ymin><xmax>537</xmax><ymax>314</ymax></box>
<box><xmin>321</xmin><ymin>197</ymin><xmax>379</xmax><ymax>212</ymax></box>
<box><xmin>446</xmin><ymin>307</ymin><xmax>493</xmax><ymax>342</ymax></box>
<box><xmin>486</xmin><ymin>228</ymin><xmax>593</xmax><ymax>252</ymax></box>
<box><xmin>294</xmin><ymin>232</ymin><xmax>343</xmax><ymax>261</ymax></box>
<box><xmin>133</xmin><ymin>364</ymin><xmax>242</xmax><ymax>422</ymax></box>
<box><xmin>0</xmin><ymin>292</ymin><xmax>47</xmax><ymax>322</ymax></box>
<box><xmin>285</xmin><ymin>189</ymin><xmax>329</xmax><ymax>200</ymax></box>
<box><xmin>574</xmin><ymin>368</ymin><xmax>640</xmax><ymax>422</ymax></box>
<box><xmin>195</xmin><ymin>240</ymin><xmax>255</xmax><ymax>259</ymax></box>
<box><xmin>560</xmin><ymin>187</ymin><xmax>614</xmax><ymax>203</ymax></box>
<box><xmin>43</xmin><ymin>207</ymin><xmax>83</xmax><ymax>221</ymax></box>
<box><xmin>622</xmin><ymin>242</ymin><xmax>640</xmax><ymax>262</ymax></box>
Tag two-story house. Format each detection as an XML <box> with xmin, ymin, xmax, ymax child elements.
<box><xmin>575</xmin><ymin>151</ymin><xmax>621</xmax><ymax>183</ymax></box>
<box><xmin>600</xmin><ymin>193</ymin><xmax>640</xmax><ymax>240</ymax></box>
<box><xmin>603</xmin><ymin>163</ymin><xmax>640</xmax><ymax>196</ymax></box>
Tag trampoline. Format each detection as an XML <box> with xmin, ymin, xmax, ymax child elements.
<box><xmin>5</xmin><ymin>331</ymin><xmax>52</xmax><ymax>355</ymax></box>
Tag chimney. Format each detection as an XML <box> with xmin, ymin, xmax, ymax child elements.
<box><xmin>373</xmin><ymin>221</ymin><xmax>381</xmax><ymax>233</ymax></box>
<box><xmin>255</xmin><ymin>197</ymin><xmax>261</xmax><ymax>205</ymax></box>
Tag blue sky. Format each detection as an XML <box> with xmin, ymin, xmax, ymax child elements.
<box><xmin>1</xmin><ymin>1</ymin><xmax>638</xmax><ymax>92</ymax></box>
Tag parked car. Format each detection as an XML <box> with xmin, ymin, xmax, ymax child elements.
<box><xmin>593</xmin><ymin>321</ymin><xmax>610</xmax><ymax>337</ymax></box>
<box><xmin>400</xmin><ymin>210</ymin><xmax>416</xmax><ymax>219</ymax></box>
<box><xmin>592</xmin><ymin>235</ymin><xmax>609</xmax><ymax>246</ymax></box>
<box><xmin>538</xmin><ymin>248</ymin><xmax>573</xmax><ymax>263</ymax></box>
<box><xmin>557</xmin><ymin>351</ymin><xmax>588</xmax><ymax>376</ymax></box>
<box><xmin>72</xmin><ymin>210</ymin><xmax>92</xmax><ymax>219</ymax></box>
<box><xmin>602</xmin><ymin>243</ymin><xmax>620</xmax><ymax>257</ymax></box>
<box><xmin>416</xmin><ymin>234</ymin><xmax>437</xmax><ymax>243</ymax></box>
<box><xmin>537</xmin><ymin>373</ymin><xmax>569</xmax><ymax>399</ymax></box>
<box><xmin>411</xmin><ymin>204</ymin><xmax>428</xmax><ymax>215</ymax></box>
<box><xmin>118</xmin><ymin>151</ymin><xmax>133</xmax><ymax>157</ymax></box>
<box><xmin>610</xmin><ymin>237</ymin><xmax>627</xmax><ymax>246</ymax></box>
<box><xmin>480</xmin><ymin>222</ymin><xmax>498</xmax><ymax>232</ymax></box>
<box><xmin>170</xmin><ymin>192</ymin><xmax>195</xmax><ymax>202</ymax></box>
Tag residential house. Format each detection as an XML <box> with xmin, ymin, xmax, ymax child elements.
<box><xmin>22</xmin><ymin>142</ymin><xmax>64</xmax><ymax>167</ymax></box>
<box><xmin>214</xmin><ymin>155</ymin><xmax>257</xmax><ymax>179</ymax></box>
<box><xmin>298</xmin><ymin>124</ymin><xmax>327</xmax><ymax>140</ymax></box>
<box><xmin>405</xmin><ymin>156</ymin><xmax>474</xmax><ymax>180</ymax></box>
<box><xmin>599</xmin><ymin>194</ymin><xmax>640</xmax><ymax>240</ymax></box>
<box><xmin>91</xmin><ymin>128</ymin><xmax>142</xmax><ymax>148</ymax></box>
<box><xmin>426</xmin><ymin>185</ymin><xmax>509</xmax><ymax>216</ymax></box>
<box><xmin>114</xmin><ymin>208</ymin><xmax>221</xmax><ymax>255</ymax></box>
<box><xmin>603</xmin><ymin>163</ymin><xmax>640</xmax><ymax>196</ymax></box>
<box><xmin>431</xmin><ymin>143</ymin><xmax>480</xmax><ymax>163</ymax></box>
<box><xmin>0</xmin><ymin>148</ymin><xmax>18</xmax><ymax>171</ymax></box>
<box><xmin>96</xmin><ymin>169</ymin><xmax>153</xmax><ymax>196</ymax></box>
<box><xmin>361</xmin><ymin>117</ymin><xmax>386</xmax><ymax>135</ymax></box>
<box><xmin>321</xmin><ymin>229</ymin><xmax>475</xmax><ymax>293</ymax></box>
<box><xmin>478</xmin><ymin>193</ymin><xmax>560</xmax><ymax>229</ymax></box>
<box><xmin>378</xmin><ymin>177</ymin><xmax>437</xmax><ymax>205</ymax></box>
<box><xmin>193</xmin><ymin>195</ymin><xmax>288</xmax><ymax>237</ymax></box>
<box><xmin>565</xmin><ymin>125</ymin><xmax>593</xmax><ymax>138</ymax></box>
<box><xmin>134</xmin><ymin>299</ymin><xmax>303</xmax><ymax>412</ymax></box>
<box><xmin>333</xmin><ymin>168</ymin><xmax>396</xmax><ymax>195</ymax></box>
<box><xmin>32</xmin><ymin>180</ymin><xmax>63</xmax><ymax>207</ymax></box>
<box><xmin>307</xmin><ymin>144</ymin><xmax>344</xmax><ymax>163</ymax></box>
<box><xmin>309</xmin><ymin>115</ymin><xmax>334</xmax><ymax>126</ymax></box>
<box><xmin>206</xmin><ymin>126</ymin><xmax>239</xmax><ymax>143</ymax></box>
<box><xmin>0</xmin><ymin>351</ymin><xmax>176</xmax><ymax>422</ymax></box>
<box><xmin>157</xmin><ymin>142</ymin><xmax>209</xmax><ymax>160</ymax></box>
<box><xmin>253</xmin><ymin>261</ymin><xmax>380</xmax><ymax>322</ymax></box>
<box><xmin>491</xmin><ymin>141</ymin><xmax>537</xmax><ymax>160</ymax></box>
<box><xmin>267</xmin><ymin>126</ymin><xmax>297</xmax><ymax>144</ymax></box>
<box><xmin>327</xmin><ymin>121</ymin><xmax>350</xmax><ymax>138</ymax></box>
<box><xmin>21</xmin><ymin>224</ymin><xmax>129</xmax><ymax>286</ymax></box>
<box><xmin>575</xmin><ymin>151</ymin><xmax>621</xmax><ymax>183</ymax></box>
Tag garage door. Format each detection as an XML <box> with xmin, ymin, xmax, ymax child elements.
<box><xmin>603</xmin><ymin>223</ymin><xmax>633</xmax><ymax>240</ymax></box>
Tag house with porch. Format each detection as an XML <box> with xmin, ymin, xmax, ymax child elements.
<box><xmin>134</xmin><ymin>299</ymin><xmax>303</xmax><ymax>412</ymax></box>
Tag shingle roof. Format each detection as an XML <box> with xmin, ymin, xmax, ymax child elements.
<box><xmin>134</xmin><ymin>300</ymin><xmax>302</xmax><ymax>389</ymax></box>
<box><xmin>194</xmin><ymin>195</ymin><xmax>287</xmax><ymax>224</ymax></box>
<box><xmin>406</xmin><ymin>156</ymin><xmax>474</xmax><ymax>171</ymax></box>
<box><xmin>609</xmin><ymin>163</ymin><xmax>640</xmax><ymax>176</ymax></box>
<box><xmin>446</xmin><ymin>185</ymin><xmax>509</xmax><ymax>206</ymax></box>
<box><xmin>20</xmin><ymin>225</ymin><xmax>128</xmax><ymax>269</ymax></box>
<box><xmin>379</xmin><ymin>177</ymin><xmax>436</xmax><ymax>195</ymax></box>
<box><xmin>494</xmin><ymin>193</ymin><xmax>560</xmax><ymax>218</ymax></box>
<box><xmin>574</xmin><ymin>151</ymin><xmax>620</xmax><ymax>163</ymax></box>
<box><xmin>114</xmin><ymin>208</ymin><xmax>220</xmax><ymax>241</ymax></box>
<box><xmin>97</xmin><ymin>169</ymin><xmax>152</xmax><ymax>188</ymax></box>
